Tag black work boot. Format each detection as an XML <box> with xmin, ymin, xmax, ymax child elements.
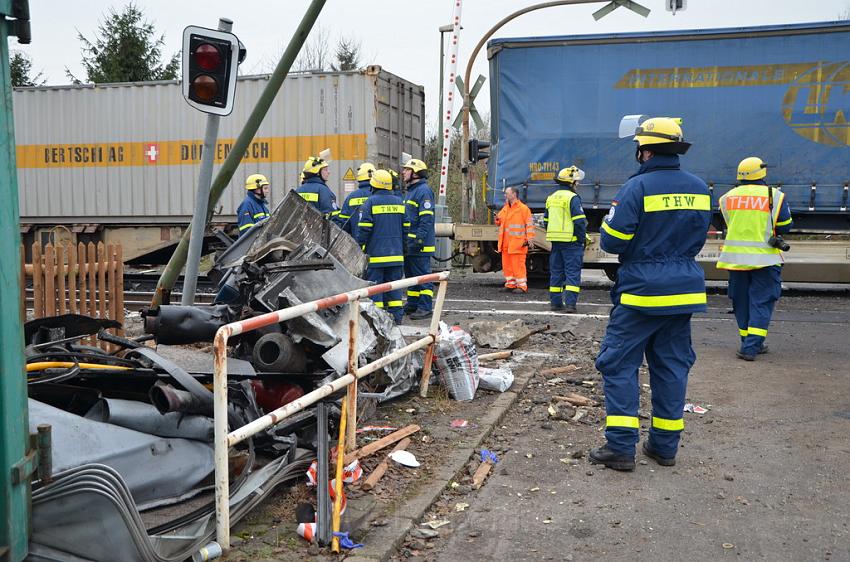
<box><xmin>642</xmin><ymin>442</ymin><xmax>676</xmax><ymax>467</ymax></box>
<box><xmin>758</xmin><ymin>344</ymin><xmax>769</xmax><ymax>354</ymax></box>
<box><xmin>562</xmin><ymin>304</ymin><xmax>577</xmax><ymax>313</ymax></box>
<box><xmin>589</xmin><ymin>445</ymin><xmax>635</xmax><ymax>471</ymax></box>
<box><xmin>410</xmin><ymin>309</ymin><xmax>432</xmax><ymax>320</ymax></box>
<box><xmin>736</xmin><ymin>350</ymin><xmax>756</xmax><ymax>361</ymax></box>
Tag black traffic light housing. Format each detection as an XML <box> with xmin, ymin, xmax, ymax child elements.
<box><xmin>468</xmin><ymin>138</ymin><xmax>491</xmax><ymax>164</ymax></box>
<box><xmin>181</xmin><ymin>26</ymin><xmax>241</xmax><ymax>116</ymax></box>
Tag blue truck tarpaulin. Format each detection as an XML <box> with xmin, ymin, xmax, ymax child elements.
<box><xmin>486</xmin><ymin>21</ymin><xmax>850</xmax><ymax>219</ymax></box>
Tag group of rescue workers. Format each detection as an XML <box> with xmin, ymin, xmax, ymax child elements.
<box><xmin>497</xmin><ymin>117</ymin><xmax>792</xmax><ymax>471</ymax></box>
<box><xmin>236</xmin><ymin>155</ymin><xmax>437</xmax><ymax>325</ymax></box>
<box><xmin>235</xmin><ymin>116</ymin><xmax>792</xmax><ymax>473</ymax></box>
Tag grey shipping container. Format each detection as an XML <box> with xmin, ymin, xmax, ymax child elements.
<box><xmin>14</xmin><ymin>65</ymin><xmax>425</xmax><ymax>225</ymax></box>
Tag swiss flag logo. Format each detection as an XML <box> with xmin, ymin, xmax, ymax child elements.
<box><xmin>144</xmin><ymin>143</ymin><xmax>159</xmax><ymax>163</ymax></box>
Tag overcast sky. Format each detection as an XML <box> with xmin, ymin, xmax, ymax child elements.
<box><xmin>11</xmin><ymin>0</ymin><xmax>850</xmax><ymax>133</ymax></box>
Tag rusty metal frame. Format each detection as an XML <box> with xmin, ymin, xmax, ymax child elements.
<box><xmin>212</xmin><ymin>271</ymin><xmax>450</xmax><ymax>550</ymax></box>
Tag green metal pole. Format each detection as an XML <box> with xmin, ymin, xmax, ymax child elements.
<box><xmin>1</xmin><ymin>2</ymin><xmax>31</xmax><ymax>559</ymax></box>
<box><xmin>153</xmin><ymin>0</ymin><xmax>327</xmax><ymax>306</ymax></box>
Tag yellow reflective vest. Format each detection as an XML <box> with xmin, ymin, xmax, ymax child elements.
<box><xmin>716</xmin><ymin>184</ymin><xmax>786</xmax><ymax>270</ymax></box>
<box><xmin>545</xmin><ymin>189</ymin><xmax>578</xmax><ymax>242</ymax></box>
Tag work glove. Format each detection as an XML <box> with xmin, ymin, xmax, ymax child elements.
<box><xmin>584</xmin><ymin>233</ymin><xmax>593</xmax><ymax>248</ymax></box>
<box><xmin>522</xmin><ymin>239</ymin><xmax>530</xmax><ymax>248</ymax></box>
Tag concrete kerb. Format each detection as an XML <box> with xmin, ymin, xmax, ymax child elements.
<box><xmin>347</xmin><ymin>355</ymin><xmax>545</xmax><ymax>561</ymax></box>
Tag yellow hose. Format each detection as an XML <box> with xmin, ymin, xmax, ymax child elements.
<box><xmin>26</xmin><ymin>361</ymin><xmax>131</xmax><ymax>372</ymax></box>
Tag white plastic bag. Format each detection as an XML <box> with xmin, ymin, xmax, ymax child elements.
<box><xmin>478</xmin><ymin>367</ymin><xmax>514</xmax><ymax>392</ymax></box>
<box><xmin>433</xmin><ymin>322</ymin><xmax>479</xmax><ymax>401</ymax></box>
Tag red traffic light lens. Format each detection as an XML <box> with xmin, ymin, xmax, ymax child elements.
<box><xmin>191</xmin><ymin>75</ymin><xmax>219</xmax><ymax>102</ymax></box>
<box><xmin>194</xmin><ymin>43</ymin><xmax>222</xmax><ymax>71</ymax></box>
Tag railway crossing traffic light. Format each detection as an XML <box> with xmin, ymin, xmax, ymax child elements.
<box><xmin>181</xmin><ymin>25</ymin><xmax>241</xmax><ymax>115</ymax></box>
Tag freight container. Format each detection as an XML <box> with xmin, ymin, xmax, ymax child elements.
<box><xmin>14</xmin><ymin>66</ymin><xmax>425</xmax><ymax>260</ymax></box>
<box><xmin>485</xmin><ymin>21</ymin><xmax>850</xmax><ymax>232</ymax></box>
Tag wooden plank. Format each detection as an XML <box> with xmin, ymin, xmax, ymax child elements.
<box><xmin>553</xmin><ymin>392</ymin><xmax>596</xmax><ymax>407</ymax></box>
<box><xmin>68</xmin><ymin>243</ymin><xmax>78</xmax><ymax>314</ymax></box>
<box><xmin>346</xmin><ymin>302</ymin><xmax>359</xmax><ymax>450</ymax></box>
<box><xmin>32</xmin><ymin>242</ymin><xmax>43</xmax><ymax>318</ymax></box>
<box><xmin>478</xmin><ymin>351</ymin><xmax>512</xmax><ymax>362</ymax></box>
<box><xmin>541</xmin><ymin>365</ymin><xmax>580</xmax><ymax>377</ymax></box>
<box><xmin>361</xmin><ymin>437</ymin><xmax>411</xmax><ymax>491</ymax></box>
<box><xmin>105</xmin><ymin>244</ymin><xmax>117</xmax><ymax>353</ymax></box>
<box><xmin>472</xmin><ymin>461</ymin><xmax>493</xmax><ymax>489</ymax></box>
<box><xmin>56</xmin><ymin>244</ymin><xmax>66</xmax><ymax>315</ymax></box>
<box><xmin>87</xmin><ymin>242</ymin><xmax>97</xmax><ymax>318</ymax></box>
<box><xmin>115</xmin><ymin>245</ymin><xmax>124</xmax><ymax>336</ymax></box>
<box><xmin>343</xmin><ymin>424</ymin><xmax>420</xmax><ymax>465</ymax></box>
<box><xmin>44</xmin><ymin>244</ymin><xmax>55</xmax><ymax>317</ymax></box>
<box><xmin>78</xmin><ymin>243</ymin><xmax>87</xmax><ymax>315</ymax></box>
<box><xmin>97</xmin><ymin>242</ymin><xmax>107</xmax><ymax>321</ymax></box>
<box><xmin>419</xmin><ymin>280</ymin><xmax>449</xmax><ymax>398</ymax></box>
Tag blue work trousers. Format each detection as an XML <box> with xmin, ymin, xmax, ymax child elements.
<box><xmin>404</xmin><ymin>255</ymin><xmax>433</xmax><ymax>312</ymax></box>
<box><xmin>728</xmin><ymin>266</ymin><xmax>781</xmax><ymax>356</ymax></box>
<box><xmin>595</xmin><ymin>305</ymin><xmax>695</xmax><ymax>458</ymax></box>
<box><xmin>366</xmin><ymin>265</ymin><xmax>404</xmax><ymax>323</ymax></box>
<box><xmin>549</xmin><ymin>241</ymin><xmax>583</xmax><ymax>307</ymax></box>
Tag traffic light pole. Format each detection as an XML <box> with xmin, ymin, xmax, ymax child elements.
<box><xmin>154</xmin><ymin>0</ymin><xmax>327</xmax><ymax>307</ymax></box>
<box><xmin>182</xmin><ymin>17</ymin><xmax>231</xmax><ymax>306</ymax></box>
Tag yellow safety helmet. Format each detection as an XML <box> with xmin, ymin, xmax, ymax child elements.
<box><xmin>737</xmin><ymin>156</ymin><xmax>767</xmax><ymax>181</ymax></box>
<box><xmin>303</xmin><ymin>156</ymin><xmax>329</xmax><ymax>175</ymax></box>
<box><xmin>356</xmin><ymin>162</ymin><xmax>376</xmax><ymax>182</ymax></box>
<box><xmin>402</xmin><ymin>158</ymin><xmax>428</xmax><ymax>178</ymax></box>
<box><xmin>245</xmin><ymin>173</ymin><xmax>270</xmax><ymax>190</ymax></box>
<box><xmin>633</xmin><ymin>117</ymin><xmax>691</xmax><ymax>155</ymax></box>
<box><xmin>370</xmin><ymin>169</ymin><xmax>394</xmax><ymax>191</ymax></box>
<box><xmin>555</xmin><ymin>166</ymin><xmax>585</xmax><ymax>186</ymax></box>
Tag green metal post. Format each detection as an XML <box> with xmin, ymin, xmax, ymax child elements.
<box><xmin>153</xmin><ymin>0</ymin><xmax>327</xmax><ymax>306</ymax></box>
<box><xmin>1</xmin><ymin>1</ymin><xmax>32</xmax><ymax>560</ymax></box>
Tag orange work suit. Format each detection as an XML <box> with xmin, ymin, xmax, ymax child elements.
<box><xmin>496</xmin><ymin>200</ymin><xmax>535</xmax><ymax>291</ymax></box>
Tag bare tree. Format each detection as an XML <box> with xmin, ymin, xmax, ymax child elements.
<box><xmin>331</xmin><ymin>35</ymin><xmax>362</xmax><ymax>71</ymax></box>
<box><xmin>293</xmin><ymin>24</ymin><xmax>331</xmax><ymax>72</ymax></box>
<box><xmin>840</xmin><ymin>5</ymin><xmax>850</xmax><ymax>19</ymax></box>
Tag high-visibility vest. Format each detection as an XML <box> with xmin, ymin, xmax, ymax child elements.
<box><xmin>716</xmin><ymin>184</ymin><xmax>785</xmax><ymax>270</ymax></box>
<box><xmin>496</xmin><ymin>201</ymin><xmax>534</xmax><ymax>254</ymax></box>
<box><xmin>545</xmin><ymin>189</ymin><xmax>578</xmax><ymax>242</ymax></box>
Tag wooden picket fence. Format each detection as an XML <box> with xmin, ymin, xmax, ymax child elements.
<box><xmin>22</xmin><ymin>241</ymin><xmax>125</xmax><ymax>348</ymax></box>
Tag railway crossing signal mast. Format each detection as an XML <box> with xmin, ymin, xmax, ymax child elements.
<box><xmin>181</xmin><ymin>20</ymin><xmax>243</xmax><ymax>305</ymax></box>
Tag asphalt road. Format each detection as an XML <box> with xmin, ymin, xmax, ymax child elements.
<box><xmin>406</xmin><ymin>269</ymin><xmax>850</xmax><ymax>561</ymax></box>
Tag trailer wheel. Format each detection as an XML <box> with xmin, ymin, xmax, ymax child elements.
<box><xmin>603</xmin><ymin>265</ymin><xmax>619</xmax><ymax>283</ymax></box>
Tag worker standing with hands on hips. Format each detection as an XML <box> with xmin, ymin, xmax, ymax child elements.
<box><xmin>544</xmin><ymin>166</ymin><xmax>588</xmax><ymax>312</ymax></box>
<box><xmin>357</xmin><ymin>169</ymin><xmax>408</xmax><ymax>324</ymax></box>
<box><xmin>716</xmin><ymin>157</ymin><xmax>792</xmax><ymax>361</ymax></box>
<box><xmin>496</xmin><ymin>186</ymin><xmax>535</xmax><ymax>293</ymax></box>
<box><xmin>402</xmin><ymin>158</ymin><xmax>436</xmax><ymax>320</ymax></box>
<box><xmin>296</xmin><ymin>155</ymin><xmax>342</xmax><ymax>224</ymax></box>
<box><xmin>236</xmin><ymin>173</ymin><xmax>271</xmax><ymax>237</ymax></box>
<box><xmin>590</xmin><ymin>117</ymin><xmax>711</xmax><ymax>471</ymax></box>
<box><xmin>339</xmin><ymin>162</ymin><xmax>376</xmax><ymax>239</ymax></box>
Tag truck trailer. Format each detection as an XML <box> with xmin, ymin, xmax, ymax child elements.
<box><xmin>14</xmin><ymin>66</ymin><xmax>424</xmax><ymax>262</ymax></box>
<box><xmin>455</xmin><ymin>21</ymin><xmax>850</xmax><ymax>283</ymax></box>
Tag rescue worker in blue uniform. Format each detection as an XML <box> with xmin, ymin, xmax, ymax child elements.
<box><xmin>589</xmin><ymin>117</ymin><xmax>711</xmax><ymax>471</ymax></box>
<box><xmin>357</xmin><ymin>169</ymin><xmax>408</xmax><ymax>324</ymax></box>
<box><xmin>402</xmin><ymin>158</ymin><xmax>436</xmax><ymax>320</ymax></box>
<box><xmin>236</xmin><ymin>173</ymin><xmax>271</xmax><ymax>237</ymax></box>
<box><xmin>544</xmin><ymin>166</ymin><xmax>588</xmax><ymax>312</ymax></box>
<box><xmin>716</xmin><ymin>157</ymin><xmax>792</xmax><ymax>360</ymax></box>
<box><xmin>339</xmin><ymin>162</ymin><xmax>376</xmax><ymax>239</ymax></box>
<box><xmin>296</xmin><ymin>155</ymin><xmax>341</xmax><ymax>223</ymax></box>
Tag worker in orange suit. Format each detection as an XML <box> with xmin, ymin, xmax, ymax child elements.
<box><xmin>496</xmin><ymin>186</ymin><xmax>535</xmax><ymax>293</ymax></box>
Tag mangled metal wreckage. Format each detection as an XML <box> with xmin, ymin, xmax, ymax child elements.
<box><xmin>25</xmin><ymin>193</ymin><xmax>421</xmax><ymax>561</ymax></box>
